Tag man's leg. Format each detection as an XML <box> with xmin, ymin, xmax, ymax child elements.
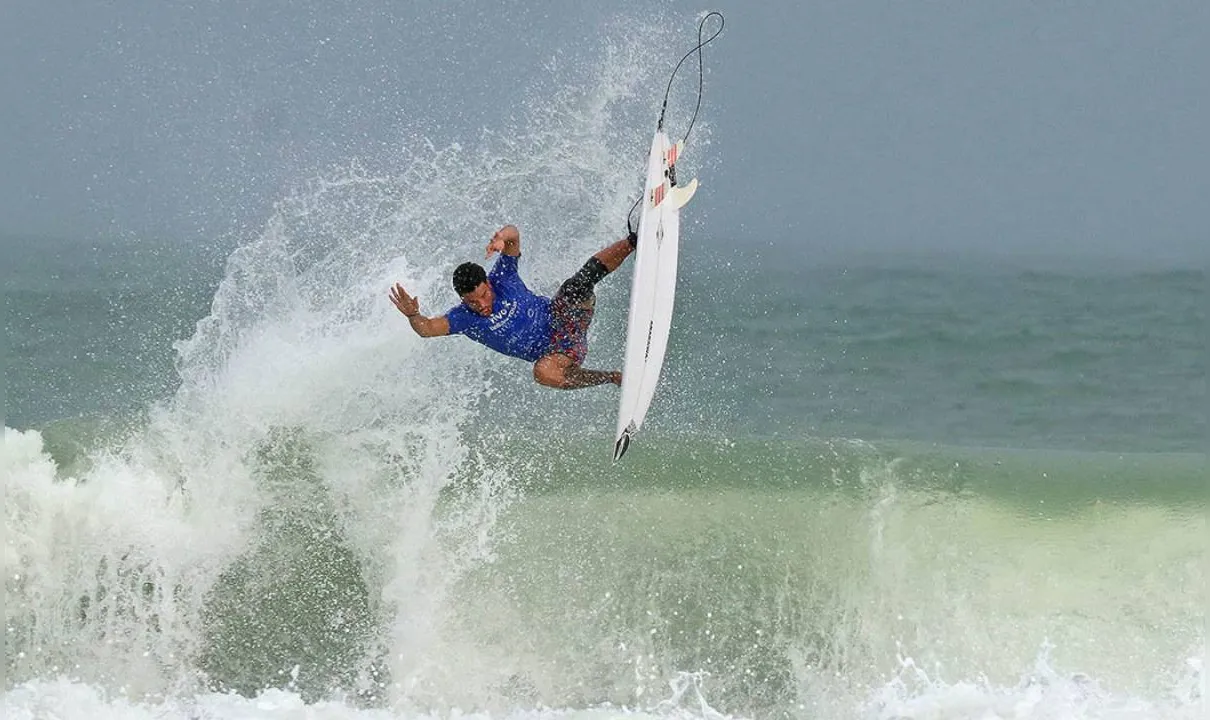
<box><xmin>552</xmin><ymin>235</ymin><xmax>633</xmax><ymax>313</ymax></box>
<box><xmin>593</xmin><ymin>236</ymin><xmax>636</xmax><ymax>273</ymax></box>
<box><xmin>531</xmin><ymin>234</ymin><xmax>634</xmax><ymax>390</ymax></box>
<box><xmin>533</xmin><ymin>353</ymin><xmax>621</xmax><ymax>389</ymax></box>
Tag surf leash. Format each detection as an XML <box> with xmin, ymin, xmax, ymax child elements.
<box><xmin>658</xmin><ymin>10</ymin><xmax>725</xmax><ymax>139</ymax></box>
<box><xmin>627</xmin><ymin>11</ymin><xmax>725</xmax><ymax>237</ymax></box>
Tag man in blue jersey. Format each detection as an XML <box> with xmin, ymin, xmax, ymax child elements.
<box><xmin>389</xmin><ymin>224</ymin><xmax>636</xmax><ymax>389</ymax></box>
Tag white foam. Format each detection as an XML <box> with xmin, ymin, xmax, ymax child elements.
<box><xmin>860</xmin><ymin>647</ymin><xmax>1205</xmax><ymax>719</ymax></box>
<box><xmin>4</xmin><ymin>650</ymin><xmax>1203</xmax><ymax>720</ymax></box>
<box><xmin>4</xmin><ymin>426</ymin><xmax>253</xmax><ymax>694</ymax></box>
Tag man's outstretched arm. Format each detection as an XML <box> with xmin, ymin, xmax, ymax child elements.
<box><xmin>390</xmin><ymin>283</ymin><xmax>450</xmax><ymax>337</ymax></box>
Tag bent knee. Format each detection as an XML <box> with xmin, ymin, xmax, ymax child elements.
<box><xmin>533</xmin><ymin>355</ymin><xmax>573</xmax><ymax>388</ymax></box>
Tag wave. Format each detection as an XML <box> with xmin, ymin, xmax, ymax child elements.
<box><xmin>6</xmin><ymin>424</ymin><xmax>1204</xmax><ymax>716</ymax></box>
<box><xmin>3</xmin><ymin>11</ymin><xmax>1203</xmax><ymax>719</ymax></box>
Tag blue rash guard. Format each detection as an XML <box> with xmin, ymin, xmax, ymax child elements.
<box><xmin>445</xmin><ymin>254</ymin><xmax>554</xmax><ymax>362</ymax></box>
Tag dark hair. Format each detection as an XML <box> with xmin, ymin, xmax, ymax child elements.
<box><xmin>452</xmin><ymin>262</ymin><xmax>487</xmax><ymax>295</ymax></box>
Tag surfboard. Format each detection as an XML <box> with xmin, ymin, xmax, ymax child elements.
<box><xmin>613</xmin><ymin>130</ymin><xmax>698</xmax><ymax>461</ymax></box>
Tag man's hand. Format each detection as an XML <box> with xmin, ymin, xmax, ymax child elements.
<box><xmin>389</xmin><ymin>283</ymin><xmax>420</xmax><ymax>317</ymax></box>
<box><xmin>389</xmin><ymin>283</ymin><xmax>450</xmax><ymax>338</ymax></box>
<box><xmin>486</xmin><ymin>224</ymin><xmax>521</xmax><ymax>258</ymax></box>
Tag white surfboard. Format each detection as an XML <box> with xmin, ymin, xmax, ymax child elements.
<box><xmin>613</xmin><ymin>130</ymin><xmax>698</xmax><ymax>461</ymax></box>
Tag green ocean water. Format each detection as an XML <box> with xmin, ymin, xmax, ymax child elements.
<box><xmin>4</xmin><ymin>230</ymin><xmax>1205</xmax><ymax>719</ymax></box>
<box><xmin>4</xmin><ymin>235</ymin><xmax>225</xmax><ymax>433</ymax></box>
<box><xmin>6</xmin><ymin>235</ymin><xmax>1204</xmax><ymax>454</ymax></box>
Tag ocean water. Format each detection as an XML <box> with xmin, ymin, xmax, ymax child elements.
<box><xmin>4</xmin><ymin>25</ymin><xmax>1206</xmax><ymax>720</ymax></box>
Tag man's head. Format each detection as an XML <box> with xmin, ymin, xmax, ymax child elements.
<box><xmin>453</xmin><ymin>262</ymin><xmax>493</xmax><ymax>316</ymax></box>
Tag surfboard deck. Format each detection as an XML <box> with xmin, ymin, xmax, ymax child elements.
<box><xmin>613</xmin><ymin>131</ymin><xmax>697</xmax><ymax>461</ymax></box>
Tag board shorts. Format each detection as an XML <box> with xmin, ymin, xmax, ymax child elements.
<box><xmin>546</xmin><ymin>258</ymin><xmax>609</xmax><ymax>364</ymax></box>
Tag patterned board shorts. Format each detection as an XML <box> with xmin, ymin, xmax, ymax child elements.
<box><xmin>547</xmin><ymin>287</ymin><xmax>595</xmax><ymax>364</ymax></box>
<box><xmin>546</xmin><ymin>258</ymin><xmax>607</xmax><ymax>364</ymax></box>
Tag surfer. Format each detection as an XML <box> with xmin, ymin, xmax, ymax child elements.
<box><xmin>389</xmin><ymin>224</ymin><xmax>637</xmax><ymax>389</ymax></box>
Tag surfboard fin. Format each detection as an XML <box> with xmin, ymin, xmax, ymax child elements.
<box><xmin>668</xmin><ymin>178</ymin><xmax>699</xmax><ymax>209</ymax></box>
<box><xmin>613</xmin><ymin>423</ymin><xmax>637</xmax><ymax>462</ymax></box>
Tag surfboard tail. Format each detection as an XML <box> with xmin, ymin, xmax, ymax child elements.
<box><xmin>613</xmin><ymin>422</ymin><xmax>637</xmax><ymax>462</ymax></box>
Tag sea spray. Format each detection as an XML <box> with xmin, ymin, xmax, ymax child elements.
<box><xmin>5</xmin><ymin>19</ymin><xmax>691</xmax><ymax>708</ymax></box>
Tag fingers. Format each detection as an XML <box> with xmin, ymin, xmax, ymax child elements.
<box><xmin>388</xmin><ymin>283</ymin><xmax>417</xmax><ymax>314</ymax></box>
<box><xmin>390</xmin><ymin>283</ymin><xmax>412</xmax><ymax>301</ymax></box>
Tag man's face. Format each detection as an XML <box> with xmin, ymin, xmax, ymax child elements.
<box><xmin>461</xmin><ymin>281</ymin><xmax>494</xmax><ymax>316</ymax></box>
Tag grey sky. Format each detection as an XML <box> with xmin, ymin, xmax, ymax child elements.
<box><xmin>1</xmin><ymin>1</ymin><xmax>1206</xmax><ymax>262</ymax></box>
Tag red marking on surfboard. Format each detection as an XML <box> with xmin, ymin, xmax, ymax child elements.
<box><xmin>651</xmin><ymin>182</ymin><xmax>667</xmax><ymax>207</ymax></box>
<box><xmin>666</xmin><ymin>143</ymin><xmax>679</xmax><ymax>167</ymax></box>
